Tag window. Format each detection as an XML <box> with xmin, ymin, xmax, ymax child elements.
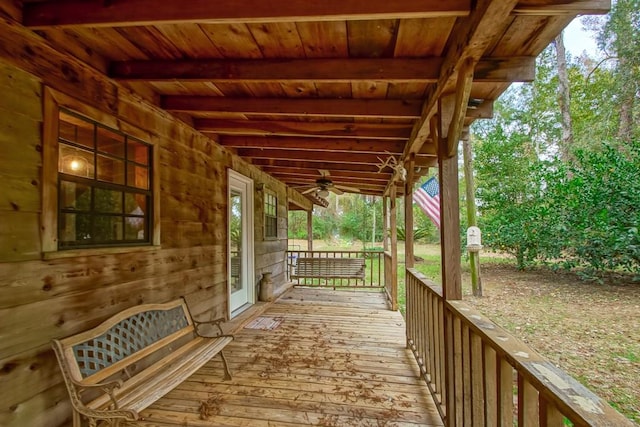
<box><xmin>264</xmin><ymin>191</ymin><xmax>277</xmax><ymax>239</ymax></box>
<box><xmin>56</xmin><ymin>109</ymin><xmax>153</xmax><ymax>249</ymax></box>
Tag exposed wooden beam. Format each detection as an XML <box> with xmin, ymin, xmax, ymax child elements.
<box><xmin>288</xmin><ymin>179</ymin><xmax>387</xmax><ymax>191</ymax></box>
<box><xmin>404</xmin><ymin>0</ymin><xmax>521</xmax><ymax>159</ymax></box>
<box><xmin>512</xmin><ymin>0</ymin><xmax>610</xmax><ymax>15</ymax></box>
<box><xmin>446</xmin><ymin>59</ymin><xmax>474</xmax><ymax>157</ymax></box>
<box><xmin>251</xmin><ymin>157</ymin><xmax>437</xmax><ymax>174</ymax></box>
<box><xmin>219</xmin><ymin>136</ymin><xmax>408</xmax><ymax>154</ymax></box>
<box><xmin>273</xmin><ymin>173</ymin><xmax>390</xmax><ymax>188</ymax></box>
<box><xmin>23</xmin><ymin>0</ymin><xmax>471</xmax><ymax>28</ymax></box>
<box><xmin>111</xmin><ymin>57</ymin><xmax>534</xmax><ymax>83</ymax></box>
<box><xmin>163</xmin><ymin>97</ymin><xmax>422</xmax><ymax>119</ymax></box>
<box><xmin>262</xmin><ymin>167</ymin><xmax>392</xmax><ymax>182</ymax></box>
<box><xmin>236</xmin><ymin>148</ymin><xmax>409</xmax><ymax>165</ymax></box>
<box><xmin>23</xmin><ymin>0</ymin><xmax>608</xmax><ymax>29</ymax></box>
<box><xmin>465</xmin><ymin>100</ymin><xmax>494</xmax><ymax>119</ymax></box>
<box><xmin>196</xmin><ymin>119</ymin><xmax>412</xmax><ymax>140</ymax></box>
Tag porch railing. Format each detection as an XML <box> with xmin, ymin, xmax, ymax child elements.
<box><xmin>406</xmin><ymin>268</ymin><xmax>633</xmax><ymax>427</ymax></box>
<box><xmin>286</xmin><ymin>250</ymin><xmax>384</xmax><ymax>288</ymax></box>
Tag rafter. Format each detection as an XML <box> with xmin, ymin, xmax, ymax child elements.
<box><xmin>196</xmin><ymin>119</ymin><xmax>412</xmax><ymax>140</ymax></box>
<box><xmin>23</xmin><ymin>0</ymin><xmax>471</xmax><ymax>28</ymax></box>
<box><xmin>263</xmin><ymin>168</ymin><xmax>392</xmax><ymax>183</ymax></box>
<box><xmin>287</xmin><ymin>176</ymin><xmax>388</xmax><ymax>188</ymax></box>
<box><xmin>111</xmin><ymin>57</ymin><xmax>534</xmax><ymax>83</ymax></box>
<box><xmin>512</xmin><ymin>0</ymin><xmax>609</xmax><ymax>15</ymax></box>
<box><xmin>23</xmin><ymin>0</ymin><xmax>608</xmax><ymax>29</ymax></box>
<box><xmin>219</xmin><ymin>136</ymin><xmax>408</xmax><ymax>154</ymax></box>
<box><xmin>236</xmin><ymin>148</ymin><xmax>413</xmax><ymax>165</ymax></box>
<box><xmin>163</xmin><ymin>97</ymin><xmax>422</xmax><ymax>119</ymax></box>
<box><xmin>251</xmin><ymin>159</ymin><xmax>402</xmax><ymax>174</ymax></box>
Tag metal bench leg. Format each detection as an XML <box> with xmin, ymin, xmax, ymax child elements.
<box><xmin>219</xmin><ymin>350</ymin><xmax>232</xmax><ymax>380</ymax></box>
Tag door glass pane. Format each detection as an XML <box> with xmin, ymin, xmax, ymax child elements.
<box><xmin>230</xmin><ymin>190</ymin><xmax>243</xmax><ymax>293</ymax></box>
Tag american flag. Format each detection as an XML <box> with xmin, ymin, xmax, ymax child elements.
<box><xmin>414</xmin><ymin>177</ymin><xmax>440</xmax><ymax>228</ymax></box>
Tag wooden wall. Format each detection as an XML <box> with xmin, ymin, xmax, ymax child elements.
<box><xmin>0</xmin><ymin>12</ymin><xmax>305</xmax><ymax>427</ymax></box>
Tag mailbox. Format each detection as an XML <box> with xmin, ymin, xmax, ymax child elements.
<box><xmin>467</xmin><ymin>226</ymin><xmax>482</xmax><ymax>252</ymax></box>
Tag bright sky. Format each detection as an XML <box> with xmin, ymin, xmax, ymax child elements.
<box><xmin>563</xmin><ymin>16</ymin><xmax>600</xmax><ymax>57</ymax></box>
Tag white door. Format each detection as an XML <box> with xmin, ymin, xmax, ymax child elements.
<box><xmin>228</xmin><ymin>170</ymin><xmax>254</xmax><ymax>316</ymax></box>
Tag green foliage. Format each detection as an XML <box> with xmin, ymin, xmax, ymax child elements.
<box><xmin>548</xmin><ymin>142</ymin><xmax>640</xmax><ymax>275</ymax></box>
<box><xmin>475</xmin><ymin>133</ymin><xmax>640</xmax><ymax>275</ymax></box>
<box><xmin>287</xmin><ymin>210</ymin><xmax>308</xmax><ymax>239</ymax></box>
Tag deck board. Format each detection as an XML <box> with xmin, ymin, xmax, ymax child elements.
<box><xmin>138</xmin><ymin>288</ymin><xmax>443</xmax><ymax>426</ymax></box>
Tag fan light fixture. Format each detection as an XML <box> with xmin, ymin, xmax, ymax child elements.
<box><xmin>317</xmin><ymin>189</ymin><xmax>330</xmax><ymax>198</ymax></box>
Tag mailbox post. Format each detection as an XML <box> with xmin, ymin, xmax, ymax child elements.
<box><xmin>466</xmin><ymin>226</ymin><xmax>483</xmax><ymax>296</ymax></box>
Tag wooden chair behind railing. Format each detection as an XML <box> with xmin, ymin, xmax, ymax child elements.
<box><xmin>405</xmin><ymin>268</ymin><xmax>634</xmax><ymax>427</ymax></box>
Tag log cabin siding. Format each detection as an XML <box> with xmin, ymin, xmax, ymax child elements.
<box><xmin>0</xmin><ymin>19</ymin><xmax>297</xmax><ymax>427</ymax></box>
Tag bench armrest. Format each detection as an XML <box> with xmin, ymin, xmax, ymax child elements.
<box><xmin>193</xmin><ymin>317</ymin><xmax>230</xmax><ymax>337</ymax></box>
<box><xmin>67</xmin><ymin>378</ymin><xmax>139</xmax><ymax>422</ymax></box>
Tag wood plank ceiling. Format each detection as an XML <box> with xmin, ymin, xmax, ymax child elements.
<box><xmin>21</xmin><ymin>0</ymin><xmax>609</xmax><ymax>203</ymax></box>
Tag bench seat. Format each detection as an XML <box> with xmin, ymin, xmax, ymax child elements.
<box><xmin>89</xmin><ymin>335</ymin><xmax>233</xmax><ymax>413</ymax></box>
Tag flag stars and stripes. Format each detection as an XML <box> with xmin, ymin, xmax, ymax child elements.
<box><xmin>414</xmin><ymin>177</ymin><xmax>441</xmax><ymax>228</ymax></box>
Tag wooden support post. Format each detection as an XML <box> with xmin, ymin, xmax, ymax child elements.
<box><xmin>383</xmin><ymin>196</ymin><xmax>389</xmax><ymax>252</ymax></box>
<box><xmin>438</xmin><ymin>70</ymin><xmax>467</xmax><ymax>426</ymax></box>
<box><xmin>390</xmin><ymin>186</ymin><xmax>398</xmax><ymax>311</ymax></box>
<box><xmin>438</xmin><ymin>144</ymin><xmax>462</xmax><ymax>300</ymax></box>
<box><xmin>404</xmin><ymin>153</ymin><xmax>415</xmax><ymax>269</ymax></box>
<box><xmin>307</xmin><ymin>208</ymin><xmax>313</xmax><ymax>251</ymax></box>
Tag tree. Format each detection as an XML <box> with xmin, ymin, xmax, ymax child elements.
<box><xmin>554</xmin><ymin>31</ymin><xmax>574</xmax><ymax>160</ymax></box>
<box><xmin>598</xmin><ymin>0</ymin><xmax>640</xmax><ymax>142</ymax></box>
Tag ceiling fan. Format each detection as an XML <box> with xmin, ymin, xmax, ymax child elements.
<box><xmin>300</xmin><ymin>170</ymin><xmax>361</xmax><ymax>198</ymax></box>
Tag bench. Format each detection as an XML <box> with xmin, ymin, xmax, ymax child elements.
<box><xmin>290</xmin><ymin>257</ymin><xmax>366</xmax><ymax>281</ymax></box>
<box><xmin>52</xmin><ymin>299</ymin><xmax>233</xmax><ymax>427</ymax></box>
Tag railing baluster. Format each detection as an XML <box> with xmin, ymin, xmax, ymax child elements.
<box><xmin>483</xmin><ymin>344</ymin><xmax>497</xmax><ymax>426</ymax></box>
<box><xmin>498</xmin><ymin>355</ymin><xmax>514</xmax><ymax>427</ymax></box>
<box><xmin>438</xmin><ymin>293</ymin><xmax>446</xmax><ymax>412</ymax></box>
<box><xmin>462</xmin><ymin>324</ymin><xmax>472</xmax><ymax>426</ymax></box>
<box><xmin>539</xmin><ymin>395</ymin><xmax>564</xmax><ymax>427</ymax></box>
<box><xmin>453</xmin><ymin>314</ymin><xmax>464</xmax><ymax>426</ymax></box>
<box><xmin>518</xmin><ymin>373</ymin><xmax>539</xmax><ymax>427</ymax></box>
<box><xmin>470</xmin><ymin>333</ymin><xmax>485</xmax><ymax>427</ymax></box>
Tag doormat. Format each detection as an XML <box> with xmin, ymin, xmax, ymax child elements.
<box><xmin>244</xmin><ymin>316</ymin><xmax>284</xmax><ymax>330</ymax></box>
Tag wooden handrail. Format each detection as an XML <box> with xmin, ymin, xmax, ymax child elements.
<box><xmin>405</xmin><ymin>268</ymin><xmax>633</xmax><ymax>426</ymax></box>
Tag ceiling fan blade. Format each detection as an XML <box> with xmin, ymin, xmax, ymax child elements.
<box><xmin>330</xmin><ymin>187</ymin><xmax>344</xmax><ymax>195</ymax></box>
<box><xmin>334</xmin><ymin>184</ymin><xmax>361</xmax><ymax>193</ymax></box>
<box><xmin>319</xmin><ymin>169</ymin><xmax>331</xmax><ymax>177</ymax></box>
<box><xmin>301</xmin><ymin>187</ymin><xmax>318</xmax><ymax>195</ymax></box>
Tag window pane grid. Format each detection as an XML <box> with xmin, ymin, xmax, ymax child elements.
<box><xmin>264</xmin><ymin>192</ymin><xmax>277</xmax><ymax>239</ymax></box>
<box><xmin>57</xmin><ymin>109</ymin><xmax>152</xmax><ymax>249</ymax></box>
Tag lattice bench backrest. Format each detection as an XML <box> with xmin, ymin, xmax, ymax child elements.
<box><xmin>57</xmin><ymin>299</ymin><xmax>194</xmax><ymax>385</ymax></box>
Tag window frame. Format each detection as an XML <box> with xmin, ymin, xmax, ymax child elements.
<box><xmin>263</xmin><ymin>190</ymin><xmax>278</xmax><ymax>240</ymax></box>
<box><xmin>42</xmin><ymin>87</ymin><xmax>160</xmax><ymax>256</ymax></box>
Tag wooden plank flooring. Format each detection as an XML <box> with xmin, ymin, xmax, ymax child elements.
<box><xmin>136</xmin><ymin>288</ymin><xmax>443</xmax><ymax>426</ymax></box>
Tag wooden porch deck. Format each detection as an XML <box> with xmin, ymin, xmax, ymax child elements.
<box><xmin>136</xmin><ymin>288</ymin><xmax>443</xmax><ymax>426</ymax></box>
